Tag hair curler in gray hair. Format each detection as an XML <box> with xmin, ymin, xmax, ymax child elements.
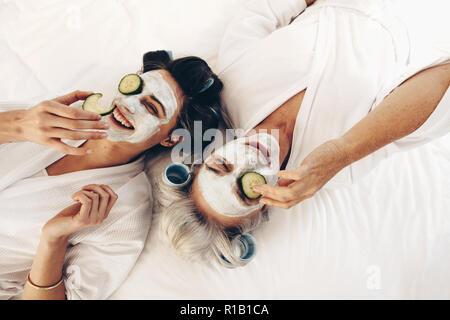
<box><xmin>162</xmin><ymin>163</ymin><xmax>192</xmax><ymax>188</ymax></box>
<box><xmin>221</xmin><ymin>233</ymin><xmax>257</xmax><ymax>265</ymax></box>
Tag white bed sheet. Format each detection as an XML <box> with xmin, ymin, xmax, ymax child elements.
<box><xmin>113</xmin><ymin>134</ymin><xmax>450</xmax><ymax>300</ymax></box>
<box><xmin>1</xmin><ymin>0</ymin><xmax>449</xmax><ymax>299</ymax></box>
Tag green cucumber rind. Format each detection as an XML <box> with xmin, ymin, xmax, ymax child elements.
<box><xmin>82</xmin><ymin>93</ymin><xmax>115</xmax><ymax>116</ymax></box>
<box><xmin>239</xmin><ymin>172</ymin><xmax>267</xmax><ymax>200</ymax></box>
<box><xmin>118</xmin><ymin>74</ymin><xmax>143</xmax><ymax>95</ymax></box>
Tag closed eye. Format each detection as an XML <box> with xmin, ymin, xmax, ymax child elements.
<box><xmin>205</xmin><ymin>156</ymin><xmax>233</xmax><ymax>175</ymax></box>
<box><xmin>140</xmin><ymin>96</ymin><xmax>165</xmax><ymax>119</ymax></box>
<box><xmin>215</xmin><ymin>157</ymin><xmax>231</xmax><ymax>172</ymax></box>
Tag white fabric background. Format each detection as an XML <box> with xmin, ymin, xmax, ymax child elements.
<box><xmin>0</xmin><ymin>0</ymin><xmax>449</xmax><ymax>299</ymax></box>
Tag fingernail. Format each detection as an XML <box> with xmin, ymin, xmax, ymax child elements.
<box><xmin>86</xmin><ymin>149</ymin><xmax>93</xmax><ymax>154</ymax></box>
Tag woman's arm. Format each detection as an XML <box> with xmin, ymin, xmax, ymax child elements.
<box><xmin>22</xmin><ymin>184</ymin><xmax>117</xmax><ymax>300</ymax></box>
<box><xmin>21</xmin><ymin>234</ymin><xmax>68</xmax><ymax>300</ymax></box>
<box><xmin>336</xmin><ymin>63</ymin><xmax>449</xmax><ymax>167</ymax></box>
<box><xmin>254</xmin><ymin>63</ymin><xmax>450</xmax><ymax>208</ymax></box>
<box><xmin>0</xmin><ymin>110</ymin><xmax>25</xmax><ymax>144</ymax></box>
<box><xmin>0</xmin><ymin>91</ymin><xmax>108</xmax><ymax>155</ymax></box>
<box><xmin>218</xmin><ymin>0</ymin><xmax>314</xmax><ymax>69</ymax></box>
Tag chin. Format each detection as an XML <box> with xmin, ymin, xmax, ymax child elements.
<box><xmin>105</xmin><ymin>132</ymin><xmax>133</xmax><ymax>143</ymax></box>
<box><xmin>106</xmin><ymin>128</ymin><xmax>160</xmax><ymax>145</ymax></box>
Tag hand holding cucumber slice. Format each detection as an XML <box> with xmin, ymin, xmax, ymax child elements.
<box><xmin>240</xmin><ymin>172</ymin><xmax>267</xmax><ymax>199</ymax></box>
<box><xmin>118</xmin><ymin>74</ymin><xmax>143</xmax><ymax>95</ymax></box>
<box><xmin>82</xmin><ymin>93</ymin><xmax>115</xmax><ymax>116</ymax></box>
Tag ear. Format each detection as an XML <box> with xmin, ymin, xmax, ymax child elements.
<box><xmin>160</xmin><ymin>134</ymin><xmax>183</xmax><ymax>148</ymax></box>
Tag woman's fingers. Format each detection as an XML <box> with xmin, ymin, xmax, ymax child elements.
<box><xmin>277</xmin><ymin>178</ymin><xmax>295</xmax><ymax>187</ymax></box>
<box><xmin>18</xmin><ymin>93</ymin><xmax>110</xmax><ymax>154</ymax></box>
<box><xmin>45</xmin><ymin>100</ymin><xmax>101</xmax><ymax>121</ymax></box>
<box><xmin>52</xmin><ymin>90</ymin><xmax>93</xmax><ymax>106</ymax></box>
<box><xmin>99</xmin><ymin>185</ymin><xmax>118</xmax><ymax>217</ymax></box>
<box><xmin>81</xmin><ymin>190</ymin><xmax>99</xmax><ymax>223</ymax></box>
<box><xmin>252</xmin><ymin>168</ymin><xmax>314</xmax><ymax>207</ymax></box>
<box><xmin>252</xmin><ymin>184</ymin><xmax>297</xmax><ymax>202</ymax></box>
<box><xmin>70</xmin><ymin>184</ymin><xmax>117</xmax><ymax>229</ymax></box>
<box><xmin>259</xmin><ymin>197</ymin><xmax>302</xmax><ymax>209</ymax></box>
<box><xmin>45</xmin><ymin>110</ymin><xmax>109</xmax><ymax>130</ymax></box>
<box><xmin>82</xmin><ymin>185</ymin><xmax>110</xmax><ymax>221</ymax></box>
<box><xmin>47</xmin><ymin>138</ymin><xmax>92</xmax><ymax>156</ymax></box>
<box><xmin>80</xmin><ymin>184</ymin><xmax>118</xmax><ymax>223</ymax></box>
<box><xmin>47</xmin><ymin>127</ymin><xmax>108</xmax><ymax>141</ymax></box>
<box><xmin>72</xmin><ymin>192</ymin><xmax>92</xmax><ymax>224</ymax></box>
<box><xmin>276</xmin><ymin>169</ymin><xmax>302</xmax><ymax>180</ymax></box>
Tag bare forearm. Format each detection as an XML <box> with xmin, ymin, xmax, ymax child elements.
<box><xmin>257</xmin><ymin>64</ymin><xmax>448</xmax><ymax>208</ymax></box>
<box><xmin>22</xmin><ymin>235</ymin><xmax>68</xmax><ymax>300</ymax></box>
<box><xmin>0</xmin><ymin>110</ymin><xmax>26</xmax><ymax>144</ymax></box>
<box><xmin>336</xmin><ymin>64</ymin><xmax>450</xmax><ymax>166</ymax></box>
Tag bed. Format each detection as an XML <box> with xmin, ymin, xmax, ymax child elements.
<box><xmin>1</xmin><ymin>0</ymin><xmax>449</xmax><ymax>299</ymax></box>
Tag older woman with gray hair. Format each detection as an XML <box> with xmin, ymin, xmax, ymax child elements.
<box><xmin>159</xmin><ymin>0</ymin><xmax>449</xmax><ymax>268</ymax></box>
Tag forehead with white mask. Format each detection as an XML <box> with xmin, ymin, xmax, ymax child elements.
<box><xmin>105</xmin><ymin>70</ymin><xmax>179</xmax><ymax>143</ymax></box>
<box><xmin>194</xmin><ymin>133</ymin><xmax>280</xmax><ymax>221</ymax></box>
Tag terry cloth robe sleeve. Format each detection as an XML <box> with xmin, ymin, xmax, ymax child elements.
<box><xmin>0</xmin><ymin>137</ymin><xmax>151</xmax><ymax>299</ymax></box>
<box><xmin>218</xmin><ymin>0</ymin><xmax>307</xmax><ymax>70</ymax></box>
<box><xmin>63</xmin><ymin>172</ymin><xmax>152</xmax><ymax>300</ymax></box>
<box><xmin>217</xmin><ymin>0</ymin><xmax>449</xmax><ymax>188</ymax></box>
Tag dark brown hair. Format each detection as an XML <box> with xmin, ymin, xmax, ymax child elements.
<box><xmin>142</xmin><ymin>50</ymin><xmax>231</xmax><ymax>149</ymax></box>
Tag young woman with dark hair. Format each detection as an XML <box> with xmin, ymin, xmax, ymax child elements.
<box><xmin>0</xmin><ymin>50</ymin><xmax>227</xmax><ymax>300</ymax></box>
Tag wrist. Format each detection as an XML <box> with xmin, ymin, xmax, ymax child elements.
<box><xmin>13</xmin><ymin>110</ymin><xmax>28</xmax><ymax>142</ymax></box>
<box><xmin>327</xmin><ymin>138</ymin><xmax>352</xmax><ymax>168</ymax></box>
<box><xmin>41</xmin><ymin>229</ymin><xmax>69</xmax><ymax>247</ymax></box>
<box><xmin>0</xmin><ymin>110</ymin><xmax>27</xmax><ymax>143</ymax></box>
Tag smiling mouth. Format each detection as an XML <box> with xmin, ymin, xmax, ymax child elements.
<box><xmin>246</xmin><ymin>141</ymin><xmax>271</xmax><ymax>165</ymax></box>
<box><xmin>111</xmin><ymin>107</ymin><xmax>135</xmax><ymax>130</ymax></box>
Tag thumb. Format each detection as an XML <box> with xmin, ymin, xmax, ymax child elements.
<box><xmin>276</xmin><ymin>169</ymin><xmax>301</xmax><ymax>181</ymax></box>
<box><xmin>277</xmin><ymin>178</ymin><xmax>295</xmax><ymax>187</ymax></box>
<box><xmin>56</xmin><ymin>202</ymin><xmax>82</xmax><ymax>218</ymax></box>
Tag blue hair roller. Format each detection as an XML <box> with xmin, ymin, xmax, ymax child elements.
<box><xmin>162</xmin><ymin>163</ymin><xmax>191</xmax><ymax>188</ymax></box>
<box><xmin>221</xmin><ymin>233</ymin><xmax>257</xmax><ymax>265</ymax></box>
<box><xmin>198</xmin><ymin>77</ymin><xmax>214</xmax><ymax>93</ymax></box>
<box><xmin>166</xmin><ymin>50</ymin><xmax>174</xmax><ymax>61</ymax></box>
<box><xmin>209</xmin><ymin>107</ymin><xmax>221</xmax><ymax>121</ymax></box>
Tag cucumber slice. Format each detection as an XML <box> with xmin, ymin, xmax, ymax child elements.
<box><xmin>239</xmin><ymin>172</ymin><xmax>266</xmax><ymax>199</ymax></box>
<box><xmin>118</xmin><ymin>74</ymin><xmax>143</xmax><ymax>95</ymax></box>
<box><xmin>82</xmin><ymin>93</ymin><xmax>115</xmax><ymax>116</ymax></box>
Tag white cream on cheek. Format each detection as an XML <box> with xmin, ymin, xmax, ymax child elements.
<box><xmin>197</xmin><ymin>134</ymin><xmax>280</xmax><ymax>218</ymax></box>
<box><xmin>106</xmin><ymin>71</ymin><xmax>178</xmax><ymax>143</ymax></box>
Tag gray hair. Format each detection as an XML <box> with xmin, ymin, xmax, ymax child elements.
<box><xmin>156</xmin><ymin>166</ymin><xmax>269</xmax><ymax>268</ymax></box>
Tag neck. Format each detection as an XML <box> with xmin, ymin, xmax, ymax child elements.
<box><xmin>251</xmin><ymin>91</ymin><xmax>305</xmax><ymax>168</ymax></box>
<box><xmin>46</xmin><ymin>139</ymin><xmax>144</xmax><ymax>176</ymax></box>
<box><xmin>80</xmin><ymin>139</ymin><xmax>143</xmax><ymax>169</ymax></box>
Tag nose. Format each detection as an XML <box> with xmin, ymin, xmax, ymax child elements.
<box><xmin>123</xmin><ymin>104</ymin><xmax>135</xmax><ymax>114</ymax></box>
<box><xmin>121</xmin><ymin>97</ymin><xmax>136</xmax><ymax>113</ymax></box>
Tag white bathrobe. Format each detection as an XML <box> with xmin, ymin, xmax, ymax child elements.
<box><xmin>0</xmin><ymin>105</ymin><xmax>152</xmax><ymax>300</ymax></box>
<box><xmin>217</xmin><ymin>0</ymin><xmax>450</xmax><ymax>188</ymax></box>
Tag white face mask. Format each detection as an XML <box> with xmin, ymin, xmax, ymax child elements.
<box><xmin>105</xmin><ymin>71</ymin><xmax>178</xmax><ymax>144</ymax></box>
<box><xmin>196</xmin><ymin>133</ymin><xmax>280</xmax><ymax>217</ymax></box>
